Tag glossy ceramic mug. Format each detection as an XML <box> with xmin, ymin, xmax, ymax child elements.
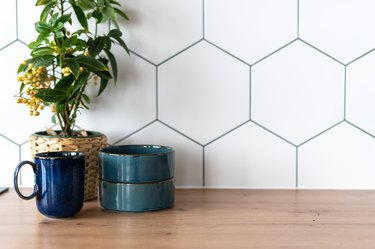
<box><xmin>14</xmin><ymin>151</ymin><xmax>85</xmax><ymax>218</ymax></box>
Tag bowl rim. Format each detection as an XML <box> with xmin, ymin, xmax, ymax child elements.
<box><xmin>100</xmin><ymin>177</ymin><xmax>174</xmax><ymax>185</ymax></box>
<box><xmin>99</xmin><ymin>144</ymin><xmax>174</xmax><ymax>157</ymax></box>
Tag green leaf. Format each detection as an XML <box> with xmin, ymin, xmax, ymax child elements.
<box><xmin>73</xmin><ymin>72</ymin><xmax>89</xmax><ymax>94</ymax></box>
<box><xmin>111</xmin><ymin>35</ymin><xmax>130</xmax><ymax>54</ymax></box>
<box><xmin>28</xmin><ymin>41</ymin><xmax>38</xmax><ymax>49</ymax></box>
<box><xmin>70</xmin><ymin>1</ymin><xmax>88</xmax><ymax>31</ymax></box>
<box><xmin>20</xmin><ymin>83</ymin><xmax>26</xmax><ymax>93</ymax></box>
<box><xmin>48</xmin><ymin>13</ymin><xmax>59</xmax><ymax>26</ymax></box>
<box><xmin>109</xmin><ymin>0</ymin><xmax>121</xmax><ymax>7</ymax></box>
<box><xmin>40</xmin><ymin>2</ymin><xmax>55</xmax><ymax>22</ymax></box>
<box><xmin>55</xmin><ymin>13</ymin><xmax>71</xmax><ymax>26</ymax></box>
<box><xmin>65</xmin><ymin>58</ymin><xmax>81</xmax><ymax>79</ymax></box>
<box><xmin>89</xmin><ymin>36</ymin><xmax>106</xmax><ymax>57</ymax></box>
<box><xmin>57</xmin><ymin>54</ymin><xmax>63</xmax><ymax>67</ymax></box>
<box><xmin>31</xmin><ymin>47</ymin><xmax>55</xmax><ymax>57</ymax></box>
<box><xmin>55</xmin><ymin>37</ymin><xmax>64</xmax><ymax>48</ymax></box>
<box><xmin>17</xmin><ymin>62</ymin><xmax>28</xmax><ymax>73</ymax></box>
<box><xmin>35</xmin><ymin>22</ymin><xmax>52</xmax><ymax>34</ymax></box>
<box><xmin>77</xmin><ymin>0</ymin><xmax>96</xmax><ymax>10</ymax></box>
<box><xmin>104</xmin><ymin>36</ymin><xmax>112</xmax><ymax>49</ymax></box>
<box><xmin>54</xmin><ymin>22</ymin><xmax>64</xmax><ymax>31</ymax></box>
<box><xmin>54</xmin><ymin>30</ymin><xmax>64</xmax><ymax>38</ymax></box>
<box><xmin>35</xmin><ymin>89</ymin><xmax>70</xmax><ymax>103</ymax></box>
<box><xmin>104</xmin><ymin>48</ymin><xmax>117</xmax><ymax>82</ymax></box>
<box><xmin>114</xmin><ymin>8</ymin><xmax>129</xmax><ymax>20</ymax></box>
<box><xmin>32</xmin><ymin>55</ymin><xmax>55</xmax><ymax>68</ymax></box>
<box><xmin>94</xmin><ymin>70</ymin><xmax>111</xmax><ymax>80</ymax></box>
<box><xmin>91</xmin><ymin>10</ymin><xmax>103</xmax><ymax>23</ymax></box>
<box><xmin>97</xmin><ymin>77</ymin><xmax>109</xmax><ymax>96</ymax></box>
<box><xmin>36</xmin><ymin>0</ymin><xmax>55</xmax><ymax>6</ymax></box>
<box><xmin>75</xmin><ymin>56</ymin><xmax>108</xmax><ymax>71</ymax></box>
<box><xmin>55</xmin><ymin>75</ymin><xmax>75</xmax><ymax>91</ymax></box>
<box><xmin>82</xmin><ymin>94</ymin><xmax>90</xmax><ymax>104</ymax></box>
<box><xmin>51</xmin><ymin>114</ymin><xmax>57</xmax><ymax>124</ymax></box>
<box><xmin>108</xmin><ymin>29</ymin><xmax>122</xmax><ymax>38</ymax></box>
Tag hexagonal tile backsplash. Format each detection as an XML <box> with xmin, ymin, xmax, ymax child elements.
<box><xmin>2</xmin><ymin>0</ymin><xmax>375</xmax><ymax>189</ymax></box>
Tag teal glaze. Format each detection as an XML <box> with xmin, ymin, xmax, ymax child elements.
<box><xmin>99</xmin><ymin>145</ymin><xmax>175</xmax><ymax>183</ymax></box>
<box><xmin>99</xmin><ymin>178</ymin><xmax>175</xmax><ymax>212</ymax></box>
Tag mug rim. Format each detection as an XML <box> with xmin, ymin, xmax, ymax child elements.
<box><xmin>99</xmin><ymin>144</ymin><xmax>174</xmax><ymax>157</ymax></box>
<box><xmin>34</xmin><ymin>151</ymin><xmax>85</xmax><ymax>160</ymax></box>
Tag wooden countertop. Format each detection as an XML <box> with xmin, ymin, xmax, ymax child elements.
<box><xmin>1</xmin><ymin>189</ymin><xmax>375</xmax><ymax>248</ymax></box>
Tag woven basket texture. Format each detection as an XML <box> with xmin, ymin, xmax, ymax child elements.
<box><xmin>29</xmin><ymin>131</ymin><xmax>107</xmax><ymax>201</ymax></box>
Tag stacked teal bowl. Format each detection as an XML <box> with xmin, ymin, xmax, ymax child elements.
<box><xmin>99</xmin><ymin>145</ymin><xmax>175</xmax><ymax>212</ymax></box>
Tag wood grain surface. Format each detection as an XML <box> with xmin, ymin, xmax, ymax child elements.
<box><xmin>1</xmin><ymin>189</ymin><xmax>375</xmax><ymax>248</ymax></box>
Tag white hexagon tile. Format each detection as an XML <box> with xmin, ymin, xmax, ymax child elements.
<box><xmin>158</xmin><ymin>41</ymin><xmax>249</xmax><ymax>145</ymax></box>
<box><xmin>346</xmin><ymin>50</ymin><xmax>375</xmax><ymax>135</ymax></box>
<box><xmin>120</xmin><ymin>121</ymin><xmax>203</xmax><ymax>187</ymax></box>
<box><xmin>205</xmin><ymin>0</ymin><xmax>297</xmax><ymax>64</ymax></box>
<box><xmin>205</xmin><ymin>122</ymin><xmax>296</xmax><ymax>188</ymax></box>
<box><xmin>3</xmin><ymin>0</ymin><xmax>375</xmax><ymax>189</ymax></box>
<box><xmin>19</xmin><ymin>142</ymin><xmax>35</xmax><ymax>187</ymax></box>
<box><xmin>78</xmin><ymin>48</ymin><xmax>156</xmax><ymax>144</ymax></box>
<box><xmin>298</xmin><ymin>122</ymin><xmax>375</xmax><ymax>189</ymax></box>
<box><xmin>124</xmin><ymin>0</ymin><xmax>203</xmax><ymax>64</ymax></box>
<box><xmin>299</xmin><ymin>0</ymin><xmax>375</xmax><ymax>64</ymax></box>
<box><xmin>0</xmin><ymin>42</ymin><xmax>52</xmax><ymax>144</ymax></box>
<box><xmin>252</xmin><ymin>40</ymin><xmax>344</xmax><ymax>145</ymax></box>
<box><xmin>0</xmin><ymin>137</ymin><xmax>19</xmax><ymax>187</ymax></box>
<box><xmin>0</xmin><ymin>0</ymin><xmax>16</xmax><ymax>49</ymax></box>
<box><xmin>17</xmin><ymin>0</ymin><xmax>43</xmax><ymax>44</ymax></box>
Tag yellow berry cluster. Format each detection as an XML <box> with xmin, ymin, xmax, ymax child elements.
<box><xmin>16</xmin><ymin>63</ymin><xmax>53</xmax><ymax>116</ymax></box>
<box><xmin>61</xmin><ymin>67</ymin><xmax>72</xmax><ymax>76</ymax></box>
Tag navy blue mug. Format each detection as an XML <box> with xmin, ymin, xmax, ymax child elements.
<box><xmin>14</xmin><ymin>151</ymin><xmax>85</xmax><ymax>218</ymax></box>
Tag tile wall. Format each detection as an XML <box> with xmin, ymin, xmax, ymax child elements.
<box><xmin>1</xmin><ymin>0</ymin><xmax>375</xmax><ymax>189</ymax></box>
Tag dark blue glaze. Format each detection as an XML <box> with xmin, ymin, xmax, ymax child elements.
<box><xmin>99</xmin><ymin>178</ymin><xmax>175</xmax><ymax>212</ymax></box>
<box><xmin>14</xmin><ymin>151</ymin><xmax>85</xmax><ymax>218</ymax></box>
<box><xmin>99</xmin><ymin>145</ymin><xmax>175</xmax><ymax>183</ymax></box>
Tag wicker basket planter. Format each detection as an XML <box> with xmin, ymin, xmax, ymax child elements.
<box><xmin>29</xmin><ymin>131</ymin><xmax>107</xmax><ymax>201</ymax></box>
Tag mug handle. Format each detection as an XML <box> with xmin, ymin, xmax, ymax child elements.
<box><xmin>13</xmin><ymin>161</ymin><xmax>39</xmax><ymax>200</ymax></box>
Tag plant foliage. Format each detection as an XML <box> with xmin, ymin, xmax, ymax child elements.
<box><xmin>15</xmin><ymin>0</ymin><xmax>129</xmax><ymax>136</ymax></box>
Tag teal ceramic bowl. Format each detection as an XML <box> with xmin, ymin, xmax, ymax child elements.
<box><xmin>99</xmin><ymin>145</ymin><xmax>175</xmax><ymax>183</ymax></box>
<box><xmin>99</xmin><ymin>178</ymin><xmax>175</xmax><ymax>212</ymax></box>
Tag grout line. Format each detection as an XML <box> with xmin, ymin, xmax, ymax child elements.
<box><xmin>17</xmin><ymin>39</ymin><xmax>28</xmax><ymax>47</ymax></box>
<box><xmin>202</xmin><ymin>146</ymin><xmax>205</xmax><ymax>187</ymax></box>
<box><xmin>346</xmin><ymin>47</ymin><xmax>375</xmax><ymax>66</ymax></box>
<box><xmin>0</xmin><ymin>134</ymin><xmax>20</xmax><ymax>146</ymax></box>
<box><xmin>343</xmin><ymin>66</ymin><xmax>347</xmax><ymax>120</ymax></box>
<box><xmin>158</xmin><ymin>120</ymin><xmax>203</xmax><ymax>146</ymax></box>
<box><xmin>156</xmin><ymin>66</ymin><xmax>159</xmax><ymax>119</ymax></box>
<box><xmin>202</xmin><ymin>0</ymin><xmax>206</xmax><ymax>39</ymax></box>
<box><xmin>299</xmin><ymin>38</ymin><xmax>345</xmax><ymax>66</ymax></box>
<box><xmin>205</xmin><ymin>39</ymin><xmax>251</xmax><ymax>66</ymax></box>
<box><xmin>205</xmin><ymin>120</ymin><xmax>250</xmax><ymax>147</ymax></box>
<box><xmin>297</xmin><ymin>0</ymin><xmax>300</xmax><ymax>37</ymax></box>
<box><xmin>129</xmin><ymin>50</ymin><xmax>157</xmax><ymax>66</ymax></box>
<box><xmin>249</xmin><ymin>66</ymin><xmax>252</xmax><ymax>119</ymax></box>
<box><xmin>18</xmin><ymin>145</ymin><xmax>22</xmax><ymax>186</ymax></box>
<box><xmin>251</xmin><ymin>120</ymin><xmax>296</xmax><ymax>147</ymax></box>
<box><xmin>298</xmin><ymin>120</ymin><xmax>345</xmax><ymax>147</ymax></box>
<box><xmin>157</xmin><ymin>39</ymin><xmax>204</xmax><ymax>66</ymax></box>
<box><xmin>0</xmin><ymin>40</ymin><xmax>18</xmax><ymax>52</ymax></box>
<box><xmin>112</xmin><ymin>120</ymin><xmax>158</xmax><ymax>145</ymax></box>
<box><xmin>251</xmin><ymin>38</ymin><xmax>298</xmax><ymax>66</ymax></box>
<box><xmin>346</xmin><ymin>120</ymin><xmax>375</xmax><ymax>139</ymax></box>
<box><xmin>15</xmin><ymin>0</ymin><xmax>19</xmax><ymax>40</ymax></box>
<box><xmin>295</xmin><ymin>147</ymin><xmax>299</xmax><ymax>188</ymax></box>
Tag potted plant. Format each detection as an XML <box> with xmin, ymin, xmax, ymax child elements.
<box><xmin>15</xmin><ymin>0</ymin><xmax>129</xmax><ymax>201</ymax></box>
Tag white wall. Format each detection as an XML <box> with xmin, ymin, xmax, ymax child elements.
<box><xmin>2</xmin><ymin>0</ymin><xmax>375</xmax><ymax>189</ymax></box>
